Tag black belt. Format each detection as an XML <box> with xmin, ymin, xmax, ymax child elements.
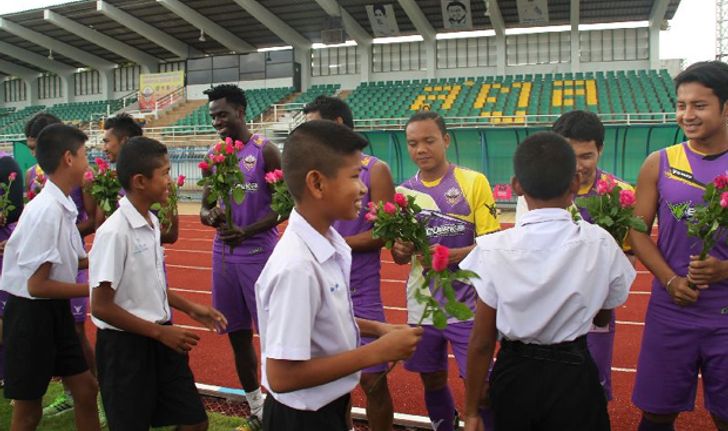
<box><xmin>500</xmin><ymin>335</ymin><xmax>589</xmax><ymax>365</ymax></box>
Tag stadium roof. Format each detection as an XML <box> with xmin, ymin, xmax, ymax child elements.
<box><xmin>0</xmin><ymin>0</ymin><xmax>681</xmax><ymax>75</ymax></box>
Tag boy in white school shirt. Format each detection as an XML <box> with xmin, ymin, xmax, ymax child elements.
<box><xmin>461</xmin><ymin>132</ymin><xmax>636</xmax><ymax>431</ymax></box>
<box><xmin>89</xmin><ymin>137</ymin><xmax>227</xmax><ymax>431</ymax></box>
<box><xmin>1</xmin><ymin>124</ymin><xmax>100</xmax><ymax>431</ymax></box>
<box><xmin>256</xmin><ymin>120</ymin><xmax>423</xmax><ymax>431</ymax></box>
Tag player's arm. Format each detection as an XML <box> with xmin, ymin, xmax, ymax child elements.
<box><xmin>92</xmin><ymin>283</ymin><xmax>200</xmax><ymax>353</ymax></box>
<box><xmin>267</xmin><ymin>327</ymin><xmax>422</xmax><ymax>393</ymax></box>
<box><xmin>464</xmin><ymin>299</ymin><xmax>497</xmax><ymax>430</ymax></box>
<box><xmin>27</xmin><ymin>262</ymin><xmax>88</xmax><ymax>299</ymax></box>
<box><xmin>629</xmin><ymin>152</ymin><xmax>699</xmax><ymax>305</ymax></box>
<box><xmin>77</xmin><ymin>188</ymin><xmax>97</xmax><ymax>237</ymax></box>
<box><xmin>218</xmin><ymin>142</ymin><xmax>283</xmax><ymax>244</ymax></box>
<box><xmin>345</xmin><ymin>161</ymin><xmax>395</xmax><ymax>252</ymax></box>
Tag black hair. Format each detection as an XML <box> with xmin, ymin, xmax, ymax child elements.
<box><xmin>405</xmin><ymin>111</ymin><xmax>448</xmax><ymax>136</ymax></box>
<box><xmin>203</xmin><ymin>84</ymin><xmax>248</xmax><ymax>112</ymax></box>
<box><xmin>447</xmin><ymin>1</ymin><xmax>467</xmax><ymax>10</ymax></box>
<box><xmin>552</xmin><ymin>110</ymin><xmax>605</xmax><ymax>151</ymax></box>
<box><xmin>302</xmin><ymin>95</ymin><xmax>354</xmax><ymax>129</ymax></box>
<box><xmin>514</xmin><ymin>132</ymin><xmax>576</xmax><ymax>200</ymax></box>
<box><xmin>35</xmin><ymin>124</ymin><xmax>87</xmax><ymax>174</ymax></box>
<box><xmin>103</xmin><ymin>113</ymin><xmax>143</xmax><ymax>139</ymax></box>
<box><xmin>674</xmin><ymin>61</ymin><xmax>728</xmax><ymax>107</ymax></box>
<box><xmin>24</xmin><ymin>112</ymin><xmax>61</xmax><ymax>139</ymax></box>
<box><xmin>283</xmin><ymin>120</ymin><xmax>368</xmax><ymax>200</ymax></box>
<box><xmin>117</xmin><ymin>136</ymin><xmax>168</xmax><ymax>191</ymax></box>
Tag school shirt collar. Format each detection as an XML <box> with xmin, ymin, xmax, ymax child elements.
<box><xmin>287</xmin><ymin>208</ymin><xmax>349</xmax><ymax>264</ymax></box>
<box><xmin>118</xmin><ymin>196</ymin><xmax>152</xmax><ymax>230</ymax></box>
<box><xmin>517</xmin><ymin>207</ymin><xmax>572</xmax><ymax>227</ymax></box>
<box><xmin>45</xmin><ymin>179</ymin><xmax>79</xmax><ymax>217</ymax></box>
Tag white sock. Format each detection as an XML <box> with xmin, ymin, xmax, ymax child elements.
<box><xmin>245</xmin><ymin>388</ymin><xmax>264</xmax><ymax>418</ymax></box>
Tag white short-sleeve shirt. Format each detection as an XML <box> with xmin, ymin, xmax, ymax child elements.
<box><xmin>460</xmin><ymin>208</ymin><xmax>635</xmax><ymax>345</ymax></box>
<box><xmin>0</xmin><ymin>180</ymin><xmax>86</xmax><ymax>299</ymax></box>
<box><xmin>256</xmin><ymin>208</ymin><xmax>360</xmax><ymax>411</ymax></box>
<box><xmin>89</xmin><ymin>196</ymin><xmax>170</xmax><ymax>330</ymax></box>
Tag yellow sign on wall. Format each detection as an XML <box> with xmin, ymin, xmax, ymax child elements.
<box><xmin>138</xmin><ymin>71</ymin><xmax>185</xmax><ymax>110</ymax></box>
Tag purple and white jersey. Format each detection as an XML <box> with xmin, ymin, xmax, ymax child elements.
<box><xmin>652</xmin><ymin>142</ymin><xmax>728</xmax><ymax>324</ymax></box>
<box><xmin>333</xmin><ymin>155</ymin><xmax>382</xmax><ymax>315</ymax></box>
<box><xmin>213</xmin><ymin>134</ymin><xmax>277</xmax><ymax>261</ymax></box>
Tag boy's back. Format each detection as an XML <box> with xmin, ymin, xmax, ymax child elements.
<box><xmin>463</xmin><ymin>208</ymin><xmax>634</xmax><ymax>344</ymax></box>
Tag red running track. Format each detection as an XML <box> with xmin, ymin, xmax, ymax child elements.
<box><xmin>85</xmin><ymin>216</ymin><xmax>714</xmax><ymax>430</ymax></box>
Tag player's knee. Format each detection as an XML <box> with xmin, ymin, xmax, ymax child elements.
<box><xmin>420</xmin><ymin>370</ymin><xmax>448</xmax><ymax>390</ymax></box>
<box><xmin>67</xmin><ymin>373</ymin><xmax>99</xmax><ymax>405</ymax></box>
<box><xmin>642</xmin><ymin>411</ymin><xmax>678</xmax><ymax>424</ymax></box>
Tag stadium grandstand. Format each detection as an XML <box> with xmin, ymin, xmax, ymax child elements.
<box><xmin>0</xmin><ymin>0</ymin><xmax>721</xmax><ymax>430</ymax></box>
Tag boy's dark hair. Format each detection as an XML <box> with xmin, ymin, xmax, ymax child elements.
<box><xmin>405</xmin><ymin>111</ymin><xmax>448</xmax><ymax>136</ymax></box>
<box><xmin>24</xmin><ymin>112</ymin><xmax>61</xmax><ymax>139</ymax></box>
<box><xmin>283</xmin><ymin>120</ymin><xmax>368</xmax><ymax>200</ymax></box>
<box><xmin>103</xmin><ymin>113</ymin><xmax>143</xmax><ymax>139</ymax></box>
<box><xmin>203</xmin><ymin>84</ymin><xmax>248</xmax><ymax>112</ymax></box>
<box><xmin>552</xmin><ymin>110</ymin><xmax>605</xmax><ymax>151</ymax></box>
<box><xmin>514</xmin><ymin>132</ymin><xmax>576</xmax><ymax>200</ymax></box>
<box><xmin>674</xmin><ymin>61</ymin><xmax>728</xmax><ymax>107</ymax></box>
<box><xmin>117</xmin><ymin>137</ymin><xmax>168</xmax><ymax>190</ymax></box>
<box><xmin>35</xmin><ymin>124</ymin><xmax>87</xmax><ymax>174</ymax></box>
<box><xmin>302</xmin><ymin>95</ymin><xmax>354</xmax><ymax>129</ymax></box>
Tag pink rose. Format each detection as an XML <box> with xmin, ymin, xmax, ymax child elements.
<box><xmin>225</xmin><ymin>137</ymin><xmax>233</xmax><ymax>146</ymax></box>
<box><xmin>394</xmin><ymin>193</ymin><xmax>408</xmax><ymax>208</ymax></box>
<box><xmin>365</xmin><ymin>212</ymin><xmax>377</xmax><ymax>222</ymax></box>
<box><xmin>214</xmin><ymin>142</ymin><xmax>223</xmax><ymax>154</ymax></box>
<box><xmin>367</xmin><ymin>201</ymin><xmax>377</xmax><ymax>212</ymax></box>
<box><xmin>596</xmin><ymin>179</ymin><xmax>609</xmax><ymax>195</ymax></box>
<box><xmin>95</xmin><ymin>158</ymin><xmax>108</xmax><ymax>173</ymax></box>
<box><xmin>234</xmin><ymin>140</ymin><xmax>244</xmax><ymax>151</ymax></box>
<box><xmin>83</xmin><ymin>170</ymin><xmax>94</xmax><ymax>182</ymax></box>
<box><xmin>8</xmin><ymin>172</ymin><xmax>16</xmax><ymax>182</ymax></box>
<box><xmin>264</xmin><ymin>171</ymin><xmax>278</xmax><ymax>184</ymax></box>
<box><xmin>225</xmin><ymin>143</ymin><xmax>234</xmax><ymax>155</ymax></box>
<box><xmin>177</xmin><ymin>175</ymin><xmax>186</xmax><ymax>187</ymax></box>
<box><xmin>619</xmin><ymin>189</ymin><xmax>636</xmax><ymax>208</ymax></box>
<box><xmin>198</xmin><ymin>161</ymin><xmax>210</xmax><ymax>171</ymax></box>
<box><xmin>272</xmin><ymin>169</ymin><xmax>284</xmax><ymax>181</ymax></box>
<box><xmin>721</xmin><ymin>191</ymin><xmax>728</xmax><ymax>208</ymax></box>
<box><xmin>714</xmin><ymin>174</ymin><xmax>728</xmax><ymax>189</ymax></box>
<box><xmin>431</xmin><ymin>244</ymin><xmax>450</xmax><ymax>272</ymax></box>
<box><xmin>383</xmin><ymin>202</ymin><xmax>397</xmax><ymax>215</ymax></box>
<box><xmin>26</xmin><ymin>189</ymin><xmax>35</xmax><ymax>200</ymax></box>
<box><xmin>213</xmin><ymin>154</ymin><xmax>225</xmax><ymax>164</ymax></box>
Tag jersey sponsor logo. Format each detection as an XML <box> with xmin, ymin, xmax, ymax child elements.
<box><xmin>247</xmin><ymin>246</ymin><xmax>264</xmax><ymax>256</ymax></box>
<box><xmin>361</xmin><ymin>156</ymin><xmax>371</xmax><ymax>166</ymax></box>
<box><xmin>243</xmin><ymin>155</ymin><xmax>257</xmax><ymax>171</ymax></box>
<box><xmin>234</xmin><ymin>182</ymin><xmax>259</xmax><ymax>192</ymax></box>
<box><xmin>426</xmin><ymin>223</ymin><xmax>466</xmax><ymax>237</ymax></box>
<box><xmin>444</xmin><ymin>187</ymin><xmax>463</xmax><ymax>206</ymax></box>
<box><xmin>667</xmin><ymin>201</ymin><xmax>696</xmax><ymax>222</ymax></box>
<box><xmin>666</xmin><ymin>167</ymin><xmax>705</xmax><ymax>190</ymax></box>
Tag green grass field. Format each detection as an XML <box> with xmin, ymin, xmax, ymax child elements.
<box><xmin>1</xmin><ymin>382</ymin><xmax>244</xmax><ymax>430</ymax></box>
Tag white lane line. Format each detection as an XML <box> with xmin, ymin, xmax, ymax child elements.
<box><xmin>166</xmin><ymin>263</ymin><xmax>212</xmax><ymax>271</ymax></box>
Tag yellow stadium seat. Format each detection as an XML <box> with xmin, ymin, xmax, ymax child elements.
<box><xmin>502</xmin><ymin>117</ymin><xmax>513</xmax><ymax>124</ymax></box>
<box><xmin>492</xmin><ymin>117</ymin><xmax>502</xmax><ymax>124</ymax></box>
<box><xmin>438</xmin><ymin>94</ymin><xmax>447</xmax><ymax>100</ymax></box>
<box><xmin>515</xmin><ymin>116</ymin><xmax>526</xmax><ymax>123</ymax></box>
<box><xmin>516</xmin><ymin>110</ymin><xmax>526</xmax><ymax>116</ymax></box>
<box><xmin>552</xmin><ymin>89</ymin><xmax>563</xmax><ymax>106</ymax></box>
<box><xmin>480</xmin><ymin>111</ymin><xmax>491</xmax><ymax>117</ymax></box>
<box><xmin>493</xmin><ymin>83</ymin><xmax>501</xmax><ymax>88</ymax></box>
<box><xmin>554</xmin><ymin>80</ymin><xmax>563</xmax><ymax>86</ymax></box>
<box><xmin>576</xmin><ymin>89</ymin><xmax>585</xmax><ymax>96</ymax></box>
<box><xmin>493</xmin><ymin>111</ymin><xmax>503</xmax><ymax>116</ymax></box>
<box><xmin>434</xmin><ymin>86</ymin><xmax>442</xmax><ymax>91</ymax></box>
<box><xmin>424</xmin><ymin>86</ymin><xmax>432</xmax><ymax>92</ymax></box>
<box><xmin>513</xmin><ymin>82</ymin><xmax>522</xmax><ymax>88</ymax></box>
<box><xmin>501</xmin><ymin>88</ymin><xmax>510</xmax><ymax>93</ymax></box>
<box><xmin>564</xmin><ymin>98</ymin><xmax>574</xmax><ymax>106</ymax></box>
<box><xmin>487</xmin><ymin>97</ymin><xmax>497</xmax><ymax>103</ymax></box>
<box><xmin>564</xmin><ymin>89</ymin><xmax>574</xmax><ymax>96</ymax></box>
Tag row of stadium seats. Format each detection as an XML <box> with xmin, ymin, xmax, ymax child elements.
<box><xmin>0</xmin><ymin>100</ymin><xmax>127</xmax><ymax>135</ymax></box>
<box><xmin>294</xmin><ymin>84</ymin><xmax>341</xmax><ymax>105</ymax></box>
<box><xmin>172</xmin><ymin>87</ymin><xmax>294</xmax><ymax>134</ymax></box>
<box><xmin>0</xmin><ymin>105</ymin><xmax>47</xmax><ymax>135</ymax></box>
<box><xmin>347</xmin><ymin>69</ymin><xmax>675</xmax><ymax>123</ymax></box>
<box><xmin>0</xmin><ymin>107</ymin><xmax>16</xmax><ymax>118</ymax></box>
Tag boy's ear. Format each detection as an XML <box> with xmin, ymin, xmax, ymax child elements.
<box><xmin>304</xmin><ymin>170</ymin><xmax>325</xmax><ymax>200</ymax></box>
<box><xmin>511</xmin><ymin>176</ymin><xmax>524</xmax><ymax>197</ymax></box>
<box><xmin>62</xmin><ymin>149</ymin><xmax>74</xmax><ymax>168</ymax></box>
<box><xmin>130</xmin><ymin>173</ymin><xmax>146</xmax><ymax>191</ymax></box>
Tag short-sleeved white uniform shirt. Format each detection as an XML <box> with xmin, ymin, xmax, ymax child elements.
<box><xmin>460</xmin><ymin>208</ymin><xmax>636</xmax><ymax>345</ymax></box>
<box><xmin>89</xmin><ymin>196</ymin><xmax>170</xmax><ymax>330</ymax></box>
<box><xmin>256</xmin><ymin>208</ymin><xmax>360</xmax><ymax>411</ymax></box>
<box><xmin>0</xmin><ymin>180</ymin><xmax>86</xmax><ymax>299</ymax></box>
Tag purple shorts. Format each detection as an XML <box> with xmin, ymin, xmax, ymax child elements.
<box><xmin>211</xmin><ymin>254</ymin><xmax>269</xmax><ymax>334</ymax></box>
<box><xmin>0</xmin><ymin>290</ymin><xmax>8</xmax><ymax>317</ymax></box>
<box><xmin>587</xmin><ymin>311</ymin><xmax>616</xmax><ymax>401</ymax></box>
<box><xmin>632</xmin><ymin>305</ymin><xmax>728</xmax><ymax>420</ymax></box>
<box><xmin>404</xmin><ymin>321</ymin><xmax>472</xmax><ymax>377</ymax></box>
<box><xmin>356</xmin><ymin>304</ymin><xmax>387</xmax><ymax>374</ymax></box>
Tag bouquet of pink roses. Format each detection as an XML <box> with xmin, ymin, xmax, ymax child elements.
<box><xmin>264</xmin><ymin>169</ymin><xmax>293</xmax><ymax>221</ymax></box>
<box><xmin>367</xmin><ymin>193</ymin><xmax>476</xmax><ymax>328</ymax></box>
<box><xmin>25</xmin><ymin>165</ymin><xmax>47</xmax><ymax>202</ymax></box>
<box><xmin>687</xmin><ymin>172</ymin><xmax>728</xmax><ymax>262</ymax></box>
<box><xmin>197</xmin><ymin>138</ymin><xmax>246</xmax><ymax>252</ymax></box>
<box><xmin>87</xmin><ymin>157</ymin><xmax>122</xmax><ymax>216</ymax></box>
<box><xmin>0</xmin><ymin>172</ymin><xmax>18</xmax><ymax>223</ymax></box>
<box><xmin>575</xmin><ymin>175</ymin><xmax>647</xmax><ymax>244</ymax></box>
<box><xmin>151</xmin><ymin>175</ymin><xmax>185</xmax><ymax>234</ymax></box>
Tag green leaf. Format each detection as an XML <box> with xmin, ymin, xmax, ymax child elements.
<box><xmin>432</xmin><ymin>309</ymin><xmax>447</xmax><ymax>329</ymax></box>
<box><xmin>232</xmin><ymin>187</ymin><xmax>245</xmax><ymax>204</ymax></box>
<box><xmin>627</xmin><ymin>217</ymin><xmax>648</xmax><ymax>232</ymax></box>
<box><xmin>206</xmin><ymin>192</ymin><xmax>218</xmax><ymax>204</ymax></box>
<box><xmin>445</xmin><ymin>301</ymin><xmax>474</xmax><ymax>321</ymax></box>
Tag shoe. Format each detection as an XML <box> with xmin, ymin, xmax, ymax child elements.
<box><xmin>42</xmin><ymin>392</ymin><xmax>74</xmax><ymax>417</ymax></box>
<box><xmin>234</xmin><ymin>415</ymin><xmax>263</xmax><ymax>431</ymax></box>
